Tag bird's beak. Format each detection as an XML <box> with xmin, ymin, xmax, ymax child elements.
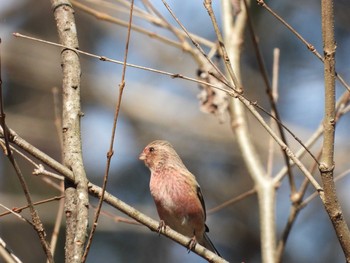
<box><xmin>139</xmin><ymin>152</ymin><xmax>146</xmax><ymax>161</ymax></box>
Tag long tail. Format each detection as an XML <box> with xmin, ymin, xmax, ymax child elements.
<box><xmin>202</xmin><ymin>233</ymin><xmax>221</xmax><ymax>257</ymax></box>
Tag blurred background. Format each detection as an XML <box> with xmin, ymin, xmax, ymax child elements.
<box><xmin>1</xmin><ymin>0</ymin><xmax>350</xmax><ymax>262</ymax></box>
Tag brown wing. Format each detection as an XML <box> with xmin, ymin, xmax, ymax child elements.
<box><xmin>196</xmin><ymin>181</ymin><xmax>220</xmax><ymax>255</ymax></box>
<box><xmin>196</xmin><ymin>184</ymin><xmax>207</xmax><ymax>222</ymax></box>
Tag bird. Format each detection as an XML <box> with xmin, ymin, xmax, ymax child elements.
<box><xmin>139</xmin><ymin>140</ymin><xmax>220</xmax><ymax>256</ymax></box>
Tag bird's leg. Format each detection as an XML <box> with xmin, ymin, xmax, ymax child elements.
<box><xmin>157</xmin><ymin>220</ymin><xmax>166</xmax><ymax>235</ymax></box>
<box><xmin>187</xmin><ymin>233</ymin><xmax>197</xmax><ymax>253</ymax></box>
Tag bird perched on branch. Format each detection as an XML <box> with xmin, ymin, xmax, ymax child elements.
<box><xmin>139</xmin><ymin>140</ymin><xmax>220</xmax><ymax>256</ymax></box>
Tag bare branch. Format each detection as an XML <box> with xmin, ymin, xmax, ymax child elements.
<box><xmin>51</xmin><ymin>0</ymin><xmax>89</xmax><ymax>262</ymax></box>
<box><xmin>320</xmin><ymin>0</ymin><xmax>350</xmax><ymax>260</ymax></box>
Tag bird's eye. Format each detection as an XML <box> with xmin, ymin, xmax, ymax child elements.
<box><xmin>149</xmin><ymin>147</ymin><xmax>155</xmax><ymax>152</ymax></box>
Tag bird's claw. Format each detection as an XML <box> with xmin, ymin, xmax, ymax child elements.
<box><xmin>157</xmin><ymin>220</ymin><xmax>166</xmax><ymax>235</ymax></box>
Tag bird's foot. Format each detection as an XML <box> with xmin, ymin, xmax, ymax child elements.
<box><xmin>157</xmin><ymin>220</ymin><xmax>166</xmax><ymax>235</ymax></box>
<box><xmin>187</xmin><ymin>236</ymin><xmax>197</xmax><ymax>253</ymax></box>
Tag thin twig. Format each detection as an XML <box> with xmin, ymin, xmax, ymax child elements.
<box><xmin>208</xmin><ymin>188</ymin><xmax>256</xmax><ymax>214</ymax></box>
<box><xmin>256</xmin><ymin>0</ymin><xmax>350</xmax><ymax>93</ymax></box>
<box><xmin>254</xmin><ymin>103</ymin><xmax>319</xmax><ymax>165</ymax></box>
<box><xmin>302</xmin><ymin>168</ymin><xmax>350</xmax><ymax>207</ymax></box>
<box><xmin>49</xmin><ymin>191</ymin><xmax>64</xmax><ymax>261</ymax></box>
<box><xmin>82</xmin><ymin>1</ymin><xmax>135</xmax><ymax>261</ymax></box>
<box><xmin>12</xmin><ymin>32</ymin><xmax>233</xmax><ymax>94</ymax></box>
<box><xmin>142</xmin><ymin>0</ymin><xmax>187</xmax><ymax>44</ymax></box>
<box><xmin>204</xmin><ymin>0</ymin><xmax>243</xmax><ymax>93</ymax></box>
<box><xmin>0</xmin><ymin>196</ymin><xmax>64</xmax><ymax>218</ymax></box>
<box><xmin>161</xmin><ymin>0</ymin><xmax>232</xmax><ymax>90</ymax></box>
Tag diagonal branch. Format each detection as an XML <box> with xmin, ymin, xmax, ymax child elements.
<box><xmin>2</xmin><ymin>127</ymin><xmax>228</xmax><ymax>263</ymax></box>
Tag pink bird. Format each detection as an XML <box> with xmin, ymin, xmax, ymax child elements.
<box><xmin>139</xmin><ymin>140</ymin><xmax>220</xmax><ymax>255</ymax></box>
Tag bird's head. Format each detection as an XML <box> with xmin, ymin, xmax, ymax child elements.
<box><xmin>139</xmin><ymin>140</ymin><xmax>181</xmax><ymax>171</ymax></box>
